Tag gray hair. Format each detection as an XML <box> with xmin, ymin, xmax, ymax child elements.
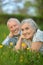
<box><xmin>7</xmin><ymin>18</ymin><xmax>20</xmax><ymax>26</ymax></box>
<box><xmin>21</xmin><ymin>18</ymin><xmax>38</xmax><ymax>31</ymax></box>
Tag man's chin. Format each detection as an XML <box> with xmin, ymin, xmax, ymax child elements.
<box><xmin>26</xmin><ymin>37</ymin><xmax>30</xmax><ymax>40</ymax></box>
<box><xmin>14</xmin><ymin>32</ymin><xmax>19</xmax><ymax>35</ymax></box>
<box><xmin>14</xmin><ymin>33</ymin><xmax>18</xmax><ymax>35</ymax></box>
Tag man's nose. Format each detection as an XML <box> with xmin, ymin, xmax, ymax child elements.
<box><xmin>13</xmin><ymin>26</ymin><xmax>16</xmax><ymax>29</ymax></box>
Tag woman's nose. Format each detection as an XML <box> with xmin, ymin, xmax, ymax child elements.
<box><xmin>23</xmin><ymin>31</ymin><xmax>27</xmax><ymax>35</ymax></box>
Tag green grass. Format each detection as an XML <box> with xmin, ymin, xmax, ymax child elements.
<box><xmin>0</xmin><ymin>24</ymin><xmax>9</xmax><ymax>43</ymax></box>
<box><xmin>37</xmin><ymin>22</ymin><xmax>43</xmax><ymax>30</ymax></box>
<box><xmin>0</xmin><ymin>24</ymin><xmax>43</xmax><ymax>65</ymax></box>
<box><xmin>0</xmin><ymin>46</ymin><xmax>43</xmax><ymax>65</ymax></box>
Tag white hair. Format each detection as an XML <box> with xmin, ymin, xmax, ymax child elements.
<box><xmin>7</xmin><ymin>18</ymin><xmax>20</xmax><ymax>26</ymax></box>
<box><xmin>21</xmin><ymin>18</ymin><xmax>38</xmax><ymax>31</ymax></box>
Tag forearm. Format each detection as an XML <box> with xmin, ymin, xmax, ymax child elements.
<box><xmin>15</xmin><ymin>37</ymin><xmax>22</xmax><ymax>50</ymax></box>
<box><xmin>31</xmin><ymin>42</ymin><xmax>42</xmax><ymax>51</ymax></box>
<box><xmin>2</xmin><ymin>36</ymin><xmax>11</xmax><ymax>45</ymax></box>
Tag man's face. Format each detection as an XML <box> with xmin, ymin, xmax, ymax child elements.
<box><xmin>8</xmin><ymin>21</ymin><xmax>20</xmax><ymax>35</ymax></box>
<box><xmin>21</xmin><ymin>23</ymin><xmax>35</xmax><ymax>40</ymax></box>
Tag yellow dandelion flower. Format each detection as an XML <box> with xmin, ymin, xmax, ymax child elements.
<box><xmin>20</xmin><ymin>55</ymin><xmax>23</xmax><ymax>62</ymax></box>
<box><xmin>0</xmin><ymin>45</ymin><xmax>3</xmax><ymax>48</ymax></box>
<box><xmin>27</xmin><ymin>48</ymin><xmax>30</xmax><ymax>50</ymax></box>
<box><xmin>20</xmin><ymin>59</ymin><xmax>23</xmax><ymax>62</ymax></box>
<box><xmin>22</xmin><ymin>42</ymin><xmax>26</xmax><ymax>47</ymax></box>
<box><xmin>10</xmin><ymin>42</ymin><xmax>13</xmax><ymax>46</ymax></box>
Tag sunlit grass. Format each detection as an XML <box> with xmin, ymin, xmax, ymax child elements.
<box><xmin>0</xmin><ymin>45</ymin><xmax>43</xmax><ymax>65</ymax></box>
<box><xmin>0</xmin><ymin>24</ymin><xmax>43</xmax><ymax>65</ymax></box>
<box><xmin>0</xmin><ymin>24</ymin><xmax>9</xmax><ymax>43</ymax></box>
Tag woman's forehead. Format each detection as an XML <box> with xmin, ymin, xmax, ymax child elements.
<box><xmin>21</xmin><ymin>23</ymin><xmax>31</xmax><ymax>28</ymax></box>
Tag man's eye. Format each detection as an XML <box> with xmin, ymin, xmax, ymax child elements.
<box><xmin>21</xmin><ymin>29</ymin><xmax>24</xmax><ymax>31</ymax></box>
<box><xmin>10</xmin><ymin>26</ymin><xmax>12</xmax><ymax>28</ymax></box>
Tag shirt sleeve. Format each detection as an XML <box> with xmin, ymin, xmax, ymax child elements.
<box><xmin>2</xmin><ymin>36</ymin><xmax>11</xmax><ymax>45</ymax></box>
<box><xmin>33</xmin><ymin>29</ymin><xmax>43</xmax><ymax>42</ymax></box>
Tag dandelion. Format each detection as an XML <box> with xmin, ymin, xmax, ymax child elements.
<box><xmin>27</xmin><ymin>48</ymin><xmax>30</xmax><ymax>50</ymax></box>
<box><xmin>0</xmin><ymin>45</ymin><xmax>3</xmax><ymax>48</ymax></box>
<box><xmin>20</xmin><ymin>59</ymin><xmax>23</xmax><ymax>62</ymax></box>
<box><xmin>20</xmin><ymin>55</ymin><xmax>23</xmax><ymax>62</ymax></box>
<box><xmin>22</xmin><ymin>42</ymin><xmax>26</xmax><ymax>47</ymax></box>
<box><xmin>10</xmin><ymin>42</ymin><xmax>13</xmax><ymax>46</ymax></box>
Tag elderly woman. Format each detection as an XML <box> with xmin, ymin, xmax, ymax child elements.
<box><xmin>2</xmin><ymin>18</ymin><xmax>21</xmax><ymax>46</ymax></box>
<box><xmin>15</xmin><ymin>18</ymin><xmax>43</xmax><ymax>52</ymax></box>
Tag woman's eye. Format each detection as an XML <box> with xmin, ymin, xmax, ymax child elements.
<box><xmin>25</xmin><ymin>27</ymin><xmax>29</xmax><ymax>30</ymax></box>
<box><xmin>14</xmin><ymin>25</ymin><xmax>16</xmax><ymax>27</ymax></box>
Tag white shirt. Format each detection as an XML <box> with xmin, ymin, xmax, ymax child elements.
<box><xmin>32</xmin><ymin>29</ymin><xmax>43</xmax><ymax>52</ymax></box>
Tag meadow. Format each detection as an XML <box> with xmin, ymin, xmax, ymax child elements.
<box><xmin>0</xmin><ymin>24</ymin><xmax>43</xmax><ymax>65</ymax></box>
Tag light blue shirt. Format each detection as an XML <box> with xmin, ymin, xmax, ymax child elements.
<box><xmin>2</xmin><ymin>36</ymin><xmax>19</xmax><ymax>46</ymax></box>
<box><xmin>2</xmin><ymin>32</ymin><xmax>21</xmax><ymax>46</ymax></box>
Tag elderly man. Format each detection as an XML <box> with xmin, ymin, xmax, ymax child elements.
<box><xmin>2</xmin><ymin>18</ymin><xmax>21</xmax><ymax>46</ymax></box>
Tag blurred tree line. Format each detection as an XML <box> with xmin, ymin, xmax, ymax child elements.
<box><xmin>0</xmin><ymin>0</ymin><xmax>43</xmax><ymax>17</ymax></box>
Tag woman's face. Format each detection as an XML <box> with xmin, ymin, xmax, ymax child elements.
<box><xmin>21</xmin><ymin>23</ymin><xmax>35</xmax><ymax>40</ymax></box>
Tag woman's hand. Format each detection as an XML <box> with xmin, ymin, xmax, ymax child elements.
<box><xmin>19</xmin><ymin>34</ymin><xmax>25</xmax><ymax>40</ymax></box>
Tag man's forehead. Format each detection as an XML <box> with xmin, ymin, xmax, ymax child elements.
<box><xmin>7</xmin><ymin>21</ymin><xmax>18</xmax><ymax>27</ymax></box>
<box><xmin>8</xmin><ymin>20</ymin><xmax>18</xmax><ymax>24</ymax></box>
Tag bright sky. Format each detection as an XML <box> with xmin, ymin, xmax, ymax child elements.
<box><xmin>2</xmin><ymin>0</ymin><xmax>24</xmax><ymax>13</ymax></box>
<box><xmin>1</xmin><ymin>0</ymin><xmax>37</xmax><ymax>16</ymax></box>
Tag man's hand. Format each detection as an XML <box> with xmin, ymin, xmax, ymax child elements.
<box><xmin>9</xmin><ymin>32</ymin><xmax>14</xmax><ymax>38</ymax></box>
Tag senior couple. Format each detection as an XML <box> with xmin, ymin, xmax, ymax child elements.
<box><xmin>2</xmin><ymin>18</ymin><xmax>43</xmax><ymax>52</ymax></box>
